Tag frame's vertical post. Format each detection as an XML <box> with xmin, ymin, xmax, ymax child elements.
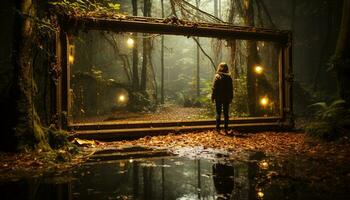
<box><xmin>53</xmin><ymin>30</ymin><xmax>62</xmax><ymax>129</ymax></box>
<box><xmin>284</xmin><ymin>33</ymin><xmax>294</xmax><ymax>128</ymax></box>
<box><xmin>60</xmin><ymin>32</ymin><xmax>69</xmax><ymax>129</ymax></box>
<box><xmin>278</xmin><ymin>46</ymin><xmax>284</xmax><ymax>119</ymax></box>
<box><xmin>66</xmin><ymin>34</ymin><xmax>74</xmax><ymax>127</ymax></box>
<box><xmin>278</xmin><ymin>44</ymin><xmax>285</xmax><ymax>118</ymax></box>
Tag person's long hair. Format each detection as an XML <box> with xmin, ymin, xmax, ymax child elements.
<box><xmin>216</xmin><ymin>62</ymin><xmax>229</xmax><ymax>73</ymax></box>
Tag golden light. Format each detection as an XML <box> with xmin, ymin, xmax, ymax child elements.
<box><xmin>260</xmin><ymin>96</ymin><xmax>269</xmax><ymax>107</ymax></box>
<box><xmin>259</xmin><ymin>160</ymin><xmax>269</xmax><ymax>170</ymax></box>
<box><xmin>254</xmin><ymin>65</ymin><xmax>263</xmax><ymax>74</ymax></box>
<box><xmin>257</xmin><ymin>191</ymin><xmax>264</xmax><ymax>198</ymax></box>
<box><xmin>68</xmin><ymin>45</ymin><xmax>75</xmax><ymax>65</ymax></box>
<box><xmin>129</xmin><ymin>159</ymin><xmax>133</xmax><ymax>163</ymax></box>
<box><xmin>68</xmin><ymin>55</ymin><xmax>74</xmax><ymax>64</ymax></box>
<box><xmin>127</xmin><ymin>37</ymin><xmax>134</xmax><ymax>48</ymax></box>
<box><xmin>115</xmin><ymin>90</ymin><xmax>129</xmax><ymax>107</ymax></box>
<box><xmin>118</xmin><ymin>94</ymin><xmax>126</xmax><ymax>102</ymax></box>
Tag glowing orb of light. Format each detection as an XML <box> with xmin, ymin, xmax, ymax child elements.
<box><xmin>127</xmin><ymin>37</ymin><xmax>134</xmax><ymax>48</ymax></box>
<box><xmin>260</xmin><ymin>96</ymin><xmax>269</xmax><ymax>107</ymax></box>
<box><xmin>257</xmin><ymin>191</ymin><xmax>264</xmax><ymax>198</ymax></box>
<box><xmin>259</xmin><ymin>160</ymin><xmax>269</xmax><ymax>170</ymax></box>
<box><xmin>115</xmin><ymin>90</ymin><xmax>129</xmax><ymax>107</ymax></box>
<box><xmin>254</xmin><ymin>65</ymin><xmax>263</xmax><ymax>74</ymax></box>
<box><xmin>68</xmin><ymin>45</ymin><xmax>75</xmax><ymax>65</ymax></box>
<box><xmin>119</xmin><ymin>94</ymin><xmax>126</xmax><ymax>102</ymax></box>
<box><xmin>68</xmin><ymin>55</ymin><xmax>74</xmax><ymax>65</ymax></box>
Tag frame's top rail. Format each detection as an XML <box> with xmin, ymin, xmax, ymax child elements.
<box><xmin>61</xmin><ymin>15</ymin><xmax>291</xmax><ymax>43</ymax></box>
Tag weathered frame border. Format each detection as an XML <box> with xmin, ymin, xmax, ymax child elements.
<box><xmin>55</xmin><ymin>16</ymin><xmax>293</xmax><ymax>139</ymax></box>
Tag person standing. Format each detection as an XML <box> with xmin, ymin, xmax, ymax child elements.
<box><xmin>211</xmin><ymin>62</ymin><xmax>233</xmax><ymax>134</ymax></box>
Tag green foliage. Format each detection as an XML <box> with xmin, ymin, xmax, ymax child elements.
<box><xmin>309</xmin><ymin>99</ymin><xmax>348</xmax><ymax>123</ymax></box>
<box><xmin>306</xmin><ymin>99</ymin><xmax>350</xmax><ymax>140</ymax></box>
<box><xmin>173</xmin><ymin>91</ymin><xmax>202</xmax><ymax>107</ymax></box>
<box><xmin>49</xmin><ymin>0</ymin><xmax>122</xmax><ymax>17</ymax></box>
<box><xmin>45</xmin><ymin>127</ymin><xmax>70</xmax><ymax>149</ymax></box>
<box><xmin>129</xmin><ymin>92</ymin><xmax>155</xmax><ymax>112</ymax></box>
<box><xmin>305</xmin><ymin>122</ymin><xmax>338</xmax><ymax>140</ymax></box>
<box><xmin>230</xmin><ymin>77</ymin><xmax>249</xmax><ymax>117</ymax></box>
<box><xmin>50</xmin><ymin>0</ymin><xmax>89</xmax><ymax>11</ymax></box>
<box><xmin>326</xmin><ymin>54</ymin><xmax>348</xmax><ymax>72</ymax></box>
<box><xmin>107</xmin><ymin>2</ymin><xmax>121</xmax><ymax>11</ymax></box>
<box><xmin>198</xmin><ymin>80</ymin><xmax>215</xmax><ymax>117</ymax></box>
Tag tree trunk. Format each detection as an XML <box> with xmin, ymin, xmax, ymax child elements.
<box><xmin>10</xmin><ymin>0</ymin><xmax>49</xmax><ymax>150</ymax></box>
<box><xmin>245</xmin><ymin>0</ymin><xmax>259</xmax><ymax>115</ymax></box>
<box><xmin>214</xmin><ymin>0</ymin><xmax>218</xmax><ymax>18</ymax></box>
<box><xmin>212</xmin><ymin>0</ymin><xmax>222</xmax><ymax>72</ymax></box>
<box><xmin>140</xmin><ymin>0</ymin><xmax>151</xmax><ymax>92</ymax></box>
<box><xmin>228</xmin><ymin>0</ymin><xmax>237</xmax><ymax>77</ymax></box>
<box><xmin>197</xmin><ymin>160</ymin><xmax>201</xmax><ymax>199</ymax></box>
<box><xmin>313</xmin><ymin>0</ymin><xmax>333</xmax><ymax>91</ymax></box>
<box><xmin>196</xmin><ymin>40</ymin><xmax>200</xmax><ymax>97</ymax></box>
<box><xmin>247</xmin><ymin>41</ymin><xmax>259</xmax><ymax>115</ymax></box>
<box><xmin>160</xmin><ymin>0</ymin><xmax>165</xmax><ymax>104</ymax></box>
<box><xmin>334</xmin><ymin>0</ymin><xmax>350</xmax><ymax>105</ymax></box>
<box><xmin>140</xmin><ymin>36</ymin><xmax>148</xmax><ymax>91</ymax></box>
<box><xmin>170</xmin><ymin>0</ymin><xmax>177</xmax><ymax>17</ymax></box>
<box><xmin>195</xmin><ymin>0</ymin><xmax>200</xmax><ymax>98</ymax></box>
<box><xmin>148</xmin><ymin>44</ymin><xmax>158</xmax><ymax>103</ymax></box>
<box><xmin>132</xmin><ymin>0</ymin><xmax>139</xmax><ymax>91</ymax></box>
<box><xmin>219</xmin><ymin>0</ymin><xmax>222</xmax><ymax>18</ymax></box>
<box><xmin>132</xmin><ymin>162</ymin><xmax>139</xmax><ymax>198</ymax></box>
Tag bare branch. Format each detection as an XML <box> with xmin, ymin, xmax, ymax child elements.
<box><xmin>181</xmin><ymin>0</ymin><xmax>224</xmax><ymax>23</ymax></box>
<box><xmin>169</xmin><ymin>0</ymin><xmax>178</xmax><ymax>17</ymax></box>
<box><xmin>191</xmin><ymin>37</ymin><xmax>216</xmax><ymax>71</ymax></box>
<box><xmin>171</xmin><ymin>0</ymin><xmax>225</xmax><ymax>24</ymax></box>
<box><xmin>101</xmin><ymin>32</ymin><xmax>132</xmax><ymax>82</ymax></box>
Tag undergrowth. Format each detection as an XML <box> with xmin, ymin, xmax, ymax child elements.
<box><xmin>305</xmin><ymin>99</ymin><xmax>350</xmax><ymax>140</ymax></box>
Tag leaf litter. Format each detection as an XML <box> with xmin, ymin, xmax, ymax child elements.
<box><xmin>0</xmin><ymin>130</ymin><xmax>349</xmax><ymax>194</ymax></box>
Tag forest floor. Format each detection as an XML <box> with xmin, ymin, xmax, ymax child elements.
<box><xmin>73</xmin><ymin>104</ymin><xmax>209</xmax><ymax>123</ymax></box>
<box><xmin>0</xmin><ymin>130</ymin><xmax>350</xmax><ymax>193</ymax></box>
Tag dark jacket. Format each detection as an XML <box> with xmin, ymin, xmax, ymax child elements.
<box><xmin>211</xmin><ymin>73</ymin><xmax>233</xmax><ymax>103</ymax></box>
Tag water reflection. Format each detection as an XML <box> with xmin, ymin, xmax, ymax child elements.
<box><xmin>0</xmin><ymin>149</ymin><xmax>348</xmax><ymax>200</ymax></box>
<box><xmin>212</xmin><ymin>162</ymin><xmax>234</xmax><ymax>199</ymax></box>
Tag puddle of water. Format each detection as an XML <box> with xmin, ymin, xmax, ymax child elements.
<box><xmin>0</xmin><ymin>147</ymin><xmax>348</xmax><ymax>200</ymax></box>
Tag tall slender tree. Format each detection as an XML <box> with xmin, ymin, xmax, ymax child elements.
<box><xmin>160</xmin><ymin>0</ymin><xmax>165</xmax><ymax>104</ymax></box>
<box><xmin>214</xmin><ymin>0</ymin><xmax>218</xmax><ymax>18</ymax></box>
<box><xmin>195</xmin><ymin>0</ymin><xmax>200</xmax><ymax>98</ymax></box>
<box><xmin>140</xmin><ymin>0</ymin><xmax>151</xmax><ymax>92</ymax></box>
<box><xmin>245</xmin><ymin>0</ymin><xmax>260</xmax><ymax>115</ymax></box>
<box><xmin>333</xmin><ymin>0</ymin><xmax>350</xmax><ymax>105</ymax></box>
<box><xmin>132</xmin><ymin>0</ymin><xmax>139</xmax><ymax>90</ymax></box>
<box><xmin>313</xmin><ymin>0</ymin><xmax>334</xmax><ymax>91</ymax></box>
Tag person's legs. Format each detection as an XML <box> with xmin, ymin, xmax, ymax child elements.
<box><xmin>223</xmin><ymin>102</ymin><xmax>230</xmax><ymax>132</ymax></box>
<box><xmin>215</xmin><ymin>101</ymin><xmax>222</xmax><ymax>131</ymax></box>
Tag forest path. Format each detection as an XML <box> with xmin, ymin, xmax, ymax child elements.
<box><xmin>76</xmin><ymin>104</ymin><xmax>210</xmax><ymax>123</ymax></box>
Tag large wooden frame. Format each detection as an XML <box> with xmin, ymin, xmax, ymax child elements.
<box><xmin>55</xmin><ymin>16</ymin><xmax>293</xmax><ymax>139</ymax></box>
